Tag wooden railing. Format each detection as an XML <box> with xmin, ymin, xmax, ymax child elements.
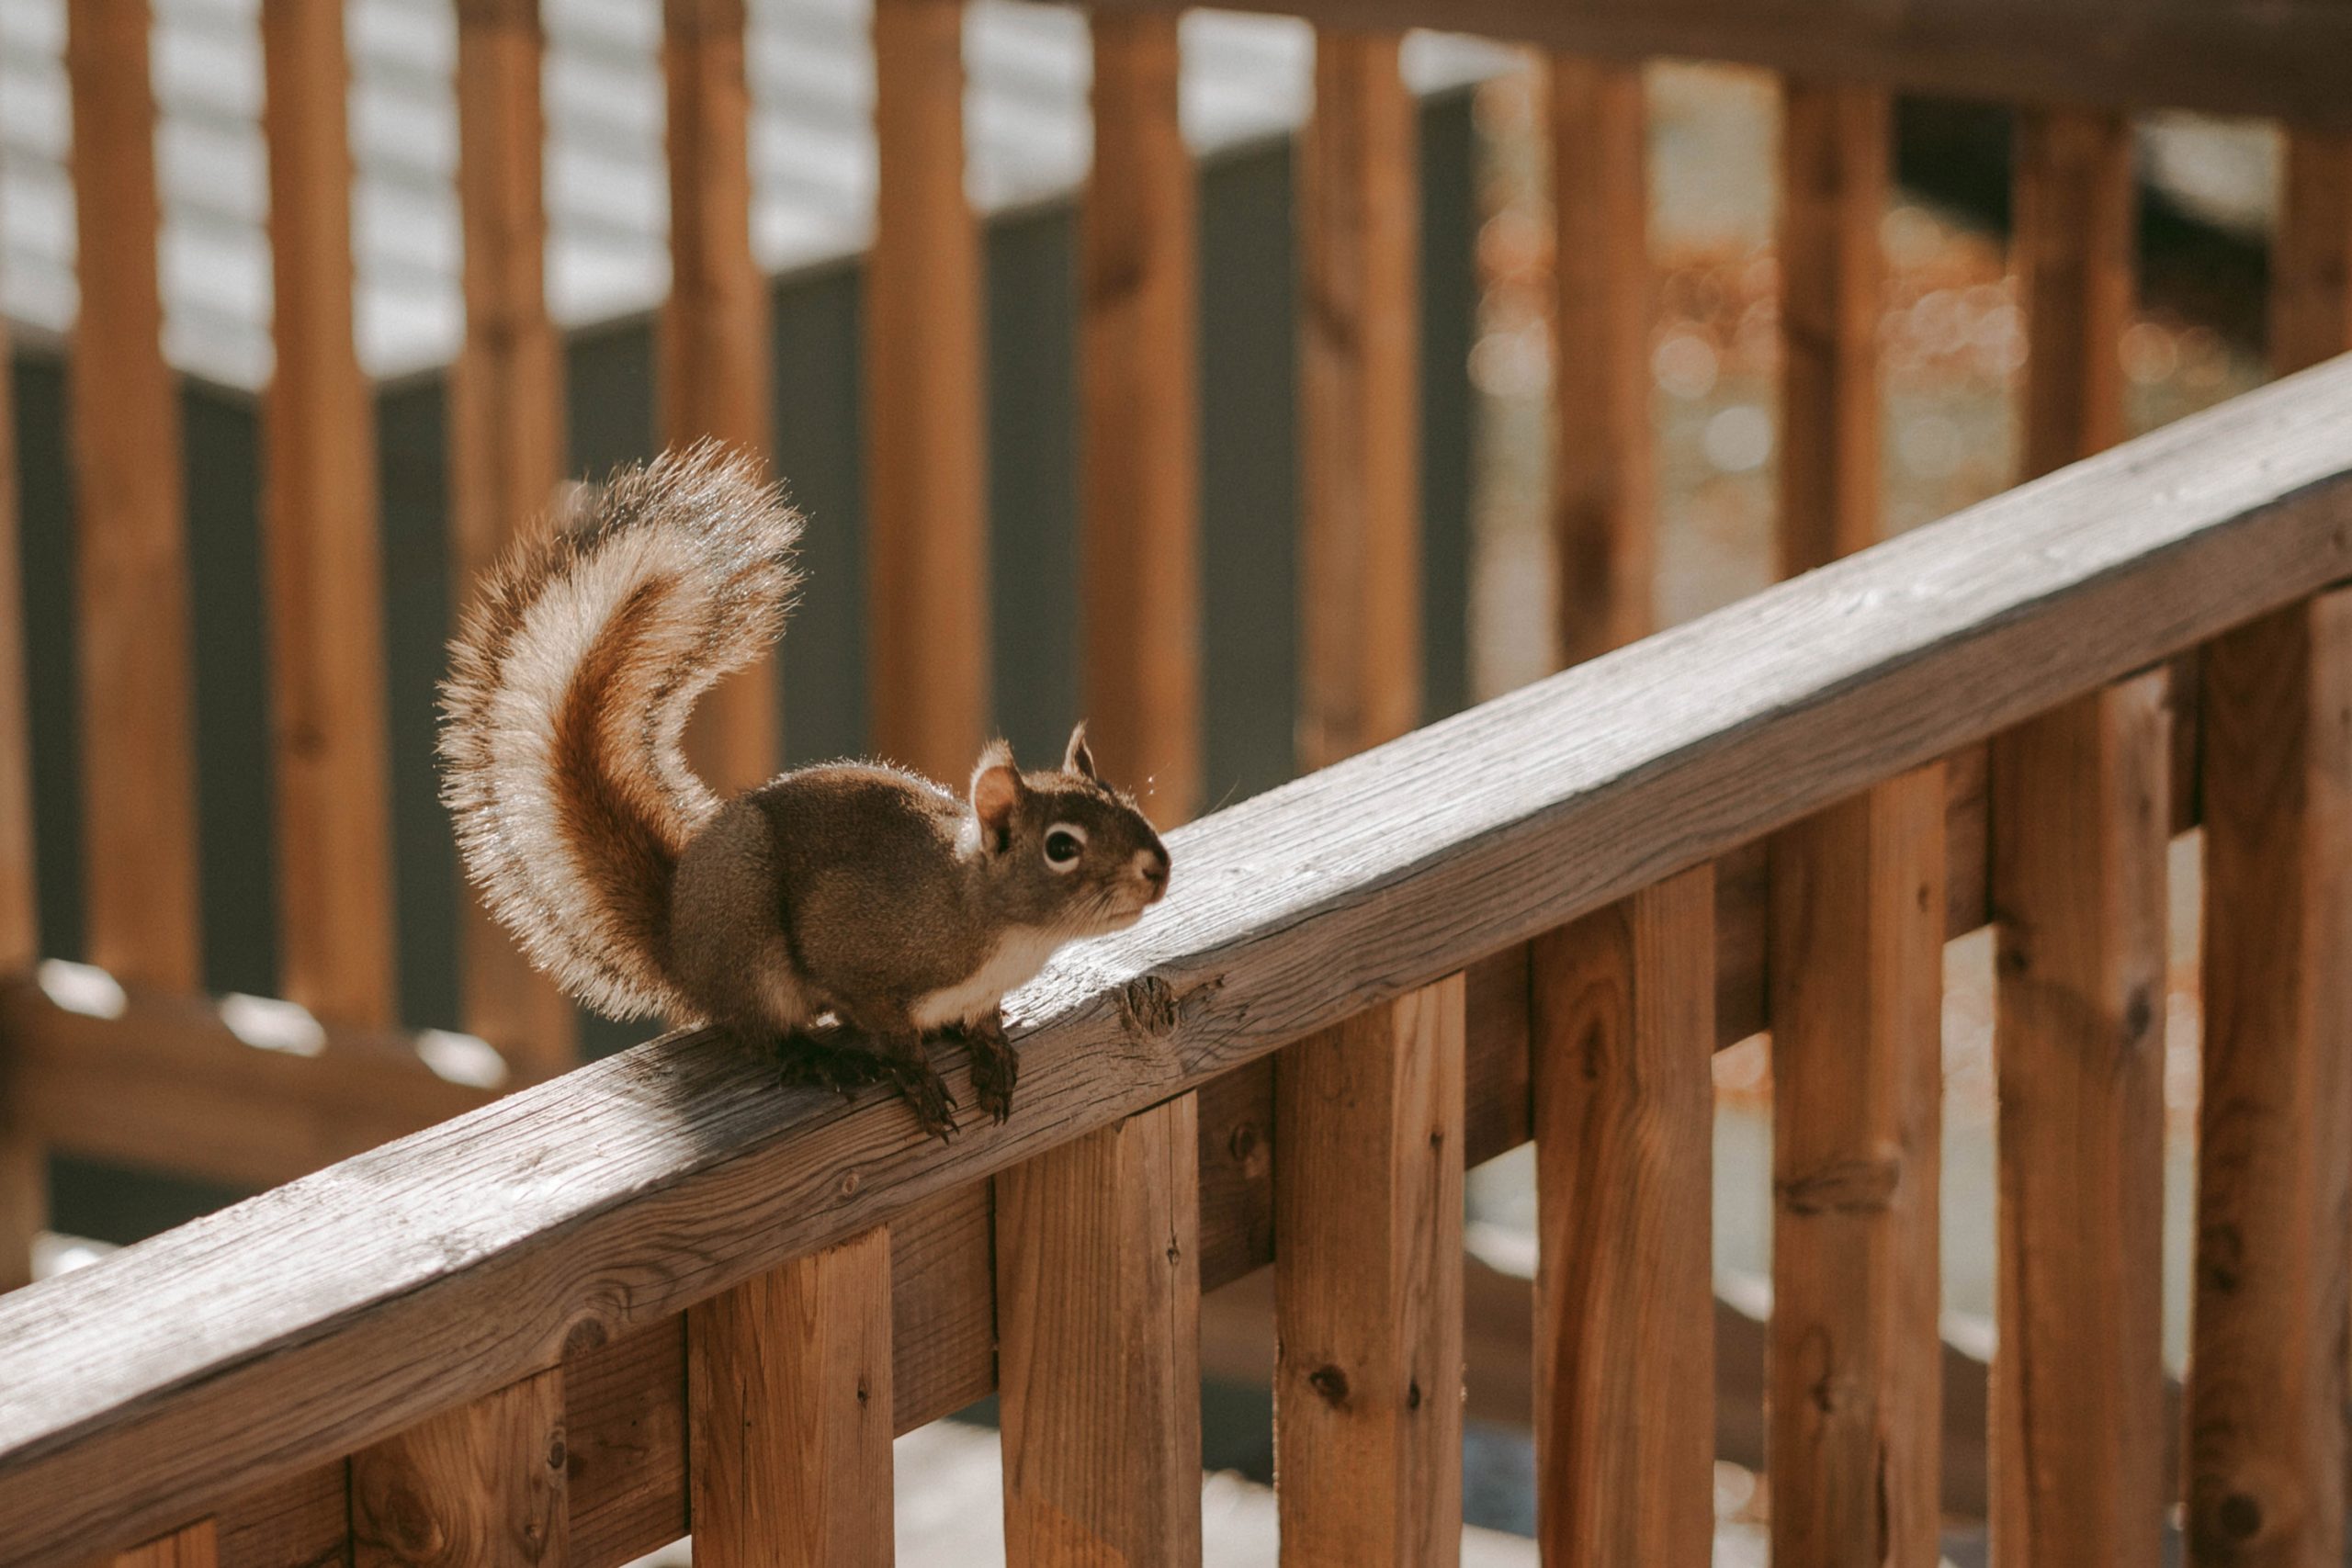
<box><xmin>2</xmin><ymin>0</ymin><xmax>2351</xmax><ymax>1561</ymax></box>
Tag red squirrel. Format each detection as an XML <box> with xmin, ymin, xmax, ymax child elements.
<box><xmin>439</xmin><ymin>446</ymin><xmax>1170</xmax><ymax>1139</ymax></box>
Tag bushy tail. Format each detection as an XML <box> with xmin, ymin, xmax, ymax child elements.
<box><xmin>439</xmin><ymin>444</ymin><xmax>802</xmax><ymax>1021</ymax></box>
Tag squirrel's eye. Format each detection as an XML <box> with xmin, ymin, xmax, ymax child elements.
<box><xmin>1044</xmin><ymin>824</ymin><xmax>1086</xmax><ymax>870</ymax></box>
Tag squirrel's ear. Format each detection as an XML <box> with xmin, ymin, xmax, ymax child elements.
<box><xmin>970</xmin><ymin>740</ymin><xmax>1024</xmax><ymax>849</ymax></box>
<box><xmin>1063</xmin><ymin>721</ymin><xmax>1098</xmax><ymax>781</ymax></box>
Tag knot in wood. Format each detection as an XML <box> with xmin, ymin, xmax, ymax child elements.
<box><xmin>1776</xmin><ymin>1155</ymin><xmax>1902</xmax><ymax>1215</ymax></box>
<box><xmin>1306</xmin><ymin>1364</ymin><xmax>1351</xmax><ymax>1406</ymax></box>
<box><xmin>1117</xmin><ymin>975</ymin><xmax>1181</xmax><ymax>1038</ymax></box>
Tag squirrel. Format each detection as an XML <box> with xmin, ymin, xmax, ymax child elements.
<box><xmin>438</xmin><ymin>444</ymin><xmax>1170</xmax><ymax>1140</ymax></box>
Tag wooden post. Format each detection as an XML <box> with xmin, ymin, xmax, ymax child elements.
<box><xmin>1273</xmin><ymin>976</ymin><xmax>1464</xmax><ymax>1567</ymax></box>
<box><xmin>689</xmin><ymin>1230</ymin><xmax>895</xmax><ymax>1566</ymax></box>
<box><xmin>868</xmin><ymin>0</ymin><xmax>989</xmax><ymax>785</ymax></box>
<box><xmin>663</xmin><ymin>0</ymin><xmax>780</xmax><ymax>797</ymax></box>
<box><xmin>1531</xmin><ymin>867</ymin><xmax>1714</xmax><ymax>1565</ymax></box>
<box><xmin>1551</xmin><ymin>58</ymin><xmax>1651</xmax><ymax>666</ymax></box>
<box><xmin>0</xmin><ymin>324</ymin><xmax>40</xmax><ymax>1292</ymax></box>
<box><xmin>260</xmin><ymin>0</ymin><xmax>399</xmax><ymax>1025</ymax></box>
<box><xmin>997</xmin><ymin>1097</ymin><xmax>1203</xmax><ymax>1565</ymax></box>
<box><xmin>63</xmin><ymin>0</ymin><xmax>202</xmax><ymax>991</ymax></box>
<box><xmin>1081</xmin><ymin>13</ymin><xmax>1201</xmax><ymax>825</ymax></box>
<box><xmin>2181</xmin><ymin>141</ymin><xmax>2352</xmax><ymax>1568</ymax></box>
<box><xmin>1991</xmin><ymin>107</ymin><xmax>2165</xmax><ymax>1567</ymax></box>
<box><xmin>1770</xmin><ymin>76</ymin><xmax>1942</xmax><ymax>1568</ymax></box>
<box><xmin>101</xmin><ymin>1523</ymin><xmax>218</xmax><ymax>1568</ymax></box>
<box><xmin>351</xmin><ymin>1370</ymin><xmax>567</xmax><ymax>1566</ymax></box>
<box><xmin>1298</xmin><ymin>32</ymin><xmax>1419</xmax><ymax>772</ymax></box>
<box><xmin>453</xmin><ymin>0</ymin><xmax>575</xmax><ymax>1073</ymax></box>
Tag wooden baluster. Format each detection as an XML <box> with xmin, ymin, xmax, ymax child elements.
<box><xmin>260</xmin><ymin>0</ymin><xmax>398</xmax><ymax>1025</ymax></box>
<box><xmin>1298</xmin><ymin>32</ymin><xmax>1419</xmax><ymax>772</ymax></box>
<box><xmin>1991</xmin><ymin>106</ymin><xmax>2165</xmax><ymax>1566</ymax></box>
<box><xmin>1550</xmin><ymin>58</ymin><xmax>1651</xmax><ymax>665</ymax></box>
<box><xmin>998</xmin><ymin>1097</ymin><xmax>1203</xmax><ymax>1565</ymax></box>
<box><xmin>0</xmin><ymin>325</ymin><xmax>38</xmax><ymax>1292</ymax></box>
<box><xmin>100</xmin><ymin>1522</ymin><xmax>218</xmax><ymax>1568</ymax></box>
<box><xmin>869</xmin><ymin>0</ymin><xmax>989</xmax><ymax>785</ymax></box>
<box><xmin>1531</xmin><ymin>867</ymin><xmax>1714</xmax><ymax>1563</ymax></box>
<box><xmin>1770</xmin><ymin>81</ymin><xmax>1943</xmax><ymax>1568</ymax></box>
<box><xmin>1081</xmin><ymin>13</ymin><xmax>1200</xmax><ymax>824</ymax></box>
<box><xmin>352</xmin><ymin>1370</ymin><xmax>566</xmax><ymax>1566</ymax></box>
<box><xmin>663</xmin><ymin>0</ymin><xmax>780</xmax><ymax>796</ymax></box>
<box><xmin>63</xmin><ymin>0</ymin><xmax>201</xmax><ymax>990</ymax></box>
<box><xmin>1273</xmin><ymin>976</ymin><xmax>1464</xmax><ymax>1566</ymax></box>
<box><xmin>2179</xmin><ymin>131</ymin><xmax>2352</xmax><ymax>1568</ymax></box>
<box><xmin>689</xmin><ymin>1230</ymin><xmax>894</xmax><ymax>1565</ymax></box>
<box><xmin>452</xmin><ymin>0</ymin><xmax>574</xmax><ymax>1074</ymax></box>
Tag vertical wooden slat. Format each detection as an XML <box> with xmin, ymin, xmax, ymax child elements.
<box><xmin>104</xmin><ymin>1522</ymin><xmax>219</xmax><ymax>1568</ymax></box>
<box><xmin>1298</xmin><ymin>32</ymin><xmax>1419</xmax><ymax>773</ymax></box>
<box><xmin>452</xmin><ymin>0</ymin><xmax>574</xmax><ymax>1072</ymax></box>
<box><xmin>869</xmin><ymin>0</ymin><xmax>989</xmax><ymax>785</ymax></box>
<box><xmin>690</xmin><ymin>1229</ymin><xmax>894</xmax><ymax>1567</ymax></box>
<box><xmin>0</xmin><ymin>324</ymin><xmax>40</xmax><ymax>1292</ymax></box>
<box><xmin>1777</xmin><ymin>82</ymin><xmax>1886</xmax><ymax>574</ymax></box>
<box><xmin>662</xmin><ymin>0</ymin><xmax>779</xmax><ymax>796</ymax></box>
<box><xmin>1081</xmin><ymin>14</ymin><xmax>1200</xmax><ymax>824</ymax></box>
<box><xmin>1531</xmin><ymin>866</ymin><xmax>1714</xmax><ymax>1564</ymax></box>
<box><xmin>1989</xmin><ymin>679</ymin><xmax>2169</xmax><ymax>1565</ymax></box>
<box><xmin>64</xmin><ymin>0</ymin><xmax>202</xmax><ymax>990</ymax></box>
<box><xmin>2181</xmin><ymin>140</ymin><xmax>2352</xmax><ymax>1568</ymax></box>
<box><xmin>351</xmin><ymin>1369</ymin><xmax>566</xmax><ymax>1566</ymax></box>
<box><xmin>997</xmin><ymin>1096</ymin><xmax>1203</xmax><ymax>1565</ymax></box>
<box><xmin>1770</xmin><ymin>78</ymin><xmax>1941</xmax><ymax>1568</ymax></box>
<box><xmin>259</xmin><ymin>0</ymin><xmax>398</xmax><ymax>1024</ymax></box>
<box><xmin>1550</xmin><ymin>58</ymin><xmax>1650</xmax><ymax>665</ymax></box>
<box><xmin>1273</xmin><ymin>975</ymin><xmax>1464</xmax><ymax>1567</ymax></box>
<box><xmin>1991</xmin><ymin>107</ymin><xmax>2165</xmax><ymax>1567</ymax></box>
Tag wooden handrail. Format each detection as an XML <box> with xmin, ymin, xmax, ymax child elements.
<box><xmin>4</xmin><ymin>350</ymin><xmax>2352</xmax><ymax>1564</ymax></box>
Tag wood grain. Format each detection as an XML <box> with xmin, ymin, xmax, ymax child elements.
<box><xmin>2015</xmin><ymin>110</ymin><xmax>2132</xmax><ymax>477</ymax></box>
<box><xmin>6</xmin><ymin>352</ymin><xmax>2352</xmax><ymax>1567</ymax></box>
<box><xmin>1988</xmin><ymin>676</ymin><xmax>2169</xmax><ymax>1564</ymax></box>
<box><xmin>998</xmin><ymin>1096</ymin><xmax>1202</xmax><ymax>1565</ymax></box>
<box><xmin>260</xmin><ymin>0</ymin><xmax>399</xmax><ymax>1025</ymax></box>
<box><xmin>1768</xmin><ymin>767</ymin><xmax>1945</xmax><ymax>1568</ymax></box>
<box><xmin>1550</xmin><ymin>58</ymin><xmax>1652</xmax><ymax>664</ymax></box>
<box><xmin>2184</xmin><ymin>588</ymin><xmax>2352</xmax><ymax>1566</ymax></box>
<box><xmin>2273</xmin><ymin>131</ymin><xmax>2352</xmax><ymax>376</ymax></box>
<box><xmin>453</xmin><ymin>0</ymin><xmax>575</xmax><ymax>1071</ymax></box>
<box><xmin>1530</xmin><ymin>868</ymin><xmax>1713</xmax><ymax>1565</ymax></box>
<box><xmin>1273</xmin><ymin>976</ymin><xmax>1464</xmax><ymax>1567</ymax></box>
<box><xmin>1081</xmin><ymin>14</ymin><xmax>1200</xmax><ymax>825</ymax></box>
<box><xmin>0</xmin><ymin>321</ymin><xmax>38</xmax><ymax>1294</ymax></box>
<box><xmin>1777</xmin><ymin>81</ymin><xmax>1886</xmax><ymax>575</ymax></box>
<box><xmin>107</xmin><ymin>1523</ymin><xmax>219</xmax><ymax>1568</ymax></box>
<box><xmin>63</xmin><ymin>0</ymin><xmax>202</xmax><ymax>990</ymax></box>
<box><xmin>351</xmin><ymin>1370</ymin><xmax>566</xmax><ymax>1567</ymax></box>
<box><xmin>1083</xmin><ymin>0</ymin><xmax>2352</xmax><ymax>129</ymax></box>
<box><xmin>689</xmin><ymin>1230</ymin><xmax>893</xmax><ymax>1567</ymax></box>
<box><xmin>1298</xmin><ymin>31</ymin><xmax>1419</xmax><ymax>770</ymax></box>
<box><xmin>662</xmin><ymin>0</ymin><xmax>779</xmax><ymax>796</ymax></box>
<box><xmin>868</xmin><ymin>0</ymin><xmax>989</xmax><ymax>784</ymax></box>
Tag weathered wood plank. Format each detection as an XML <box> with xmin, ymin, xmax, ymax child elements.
<box><xmin>0</xmin><ymin>323</ymin><xmax>38</xmax><ymax>1295</ymax></box>
<box><xmin>869</xmin><ymin>0</ymin><xmax>989</xmax><ymax>784</ymax></box>
<box><xmin>2015</xmin><ymin>110</ymin><xmax>2132</xmax><ymax>477</ymax></box>
<box><xmin>1989</xmin><ymin>677</ymin><xmax>2169</xmax><ymax>1564</ymax></box>
<box><xmin>998</xmin><ymin>1097</ymin><xmax>1202</xmax><ymax>1565</ymax></box>
<box><xmin>1777</xmin><ymin>81</ymin><xmax>1886</xmax><ymax>576</ymax></box>
<box><xmin>1084</xmin><ymin>0</ymin><xmax>2352</xmax><ymax>130</ymax></box>
<box><xmin>1273</xmin><ymin>976</ymin><xmax>1464</xmax><ymax>1566</ymax></box>
<box><xmin>259</xmin><ymin>0</ymin><xmax>399</xmax><ymax>1025</ymax></box>
<box><xmin>662</xmin><ymin>0</ymin><xmax>779</xmax><ymax>797</ymax></box>
<box><xmin>1550</xmin><ymin>57</ymin><xmax>1651</xmax><ymax>665</ymax></box>
<box><xmin>6</xmin><ymin>353</ymin><xmax>2352</xmax><ymax>1567</ymax></box>
<box><xmin>1769</xmin><ymin>767</ymin><xmax>1945</xmax><ymax>1568</ymax></box>
<box><xmin>1082</xmin><ymin>14</ymin><xmax>1200</xmax><ymax>824</ymax></box>
<box><xmin>2184</xmin><ymin>587</ymin><xmax>2352</xmax><ymax>1565</ymax></box>
<box><xmin>690</xmin><ymin>1231</ymin><xmax>893</xmax><ymax>1567</ymax></box>
<box><xmin>1298</xmin><ymin>31</ymin><xmax>1419</xmax><ymax>770</ymax></box>
<box><xmin>453</xmin><ymin>0</ymin><xmax>576</xmax><ymax>1072</ymax></box>
<box><xmin>1531</xmin><ymin>868</ymin><xmax>1713</xmax><ymax>1564</ymax></box>
<box><xmin>351</xmin><ymin>1370</ymin><xmax>566</xmax><ymax>1567</ymax></box>
<box><xmin>217</xmin><ymin>1464</ymin><xmax>346</xmax><ymax>1568</ymax></box>
<box><xmin>564</xmin><ymin>1319</ymin><xmax>685</xmax><ymax>1567</ymax></box>
<box><xmin>2273</xmin><ymin>131</ymin><xmax>2352</xmax><ymax>376</ymax></box>
<box><xmin>63</xmin><ymin>0</ymin><xmax>202</xmax><ymax>991</ymax></box>
<box><xmin>107</xmin><ymin>1523</ymin><xmax>219</xmax><ymax>1568</ymax></box>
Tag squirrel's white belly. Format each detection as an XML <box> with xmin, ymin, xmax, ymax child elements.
<box><xmin>910</xmin><ymin>925</ymin><xmax>1065</xmax><ymax>1031</ymax></box>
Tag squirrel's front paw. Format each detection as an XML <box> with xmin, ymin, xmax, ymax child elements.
<box><xmin>888</xmin><ymin>1062</ymin><xmax>960</xmax><ymax>1143</ymax></box>
<box><xmin>970</xmin><ymin>1039</ymin><xmax>1016</xmax><ymax>1126</ymax></box>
